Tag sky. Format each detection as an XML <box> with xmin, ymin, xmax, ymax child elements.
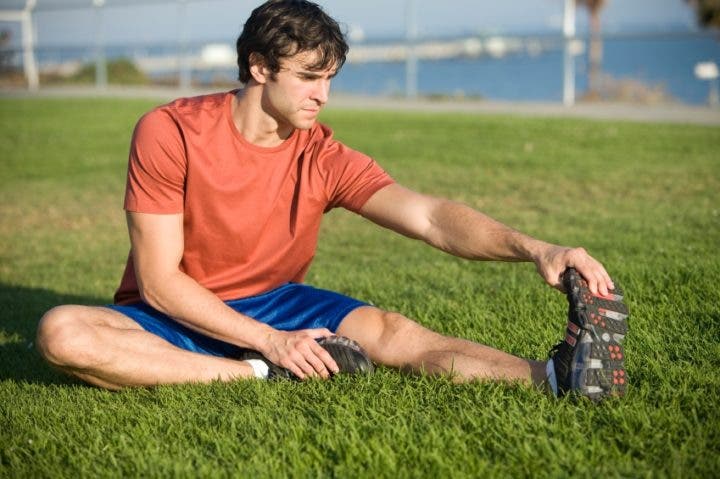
<box><xmin>0</xmin><ymin>0</ymin><xmax>702</xmax><ymax>48</ymax></box>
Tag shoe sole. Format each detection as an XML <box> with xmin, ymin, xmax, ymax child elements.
<box><xmin>563</xmin><ymin>268</ymin><xmax>629</xmax><ymax>400</ymax></box>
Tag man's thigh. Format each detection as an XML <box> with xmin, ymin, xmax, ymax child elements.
<box><xmin>43</xmin><ymin>304</ymin><xmax>145</xmax><ymax>330</ymax></box>
<box><xmin>336</xmin><ymin>306</ymin><xmax>448</xmax><ymax>367</ymax></box>
<box><xmin>36</xmin><ymin>304</ymin><xmax>145</xmax><ymax>363</ymax></box>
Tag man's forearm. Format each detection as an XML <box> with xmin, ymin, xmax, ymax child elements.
<box><xmin>138</xmin><ymin>270</ymin><xmax>273</xmax><ymax>351</ymax></box>
<box><xmin>426</xmin><ymin>199</ymin><xmax>552</xmax><ymax>262</ymax></box>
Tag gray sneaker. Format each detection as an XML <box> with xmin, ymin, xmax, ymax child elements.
<box><xmin>239</xmin><ymin>335</ymin><xmax>374</xmax><ymax>379</ymax></box>
<box><xmin>549</xmin><ymin>268</ymin><xmax>629</xmax><ymax>401</ymax></box>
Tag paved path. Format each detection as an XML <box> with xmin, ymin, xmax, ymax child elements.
<box><xmin>330</xmin><ymin>94</ymin><xmax>720</xmax><ymax>126</ymax></box>
<box><xmin>3</xmin><ymin>85</ymin><xmax>720</xmax><ymax>126</ymax></box>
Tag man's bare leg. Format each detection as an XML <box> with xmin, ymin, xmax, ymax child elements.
<box><xmin>36</xmin><ymin>305</ymin><xmax>253</xmax><ymax>390</ymax></box>
<box><xmin>337</xmin><ymin>306</ymin><xmax>548</xmax><ymax>386</ymax></box>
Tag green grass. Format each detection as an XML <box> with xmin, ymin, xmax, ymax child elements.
<box><xmin>1</xmin><ymin>97</ymin><xmax>719</xmax><ymax>477</ymax></box>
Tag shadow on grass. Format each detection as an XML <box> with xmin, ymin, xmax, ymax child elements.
<box><xmin>0</xmin><ymin>283</ymin><xmax>108</xmax><ymax>386</ymax></box>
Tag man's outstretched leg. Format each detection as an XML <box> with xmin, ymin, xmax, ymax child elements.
<box><xmin>337</xmin><ymin>307</ymin><xmax>549</xmax><ymax>386</ymax></box>
<box><xmin>337</xmin><ymin>269</ymin><xmax>629</xmax><ymax>400</ymax></box>
<box><xmin>36</xmin><ymin>305</ymin><xmax>254</xmax><ymax>389</ymax></box>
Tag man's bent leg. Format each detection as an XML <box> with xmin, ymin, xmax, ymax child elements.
<box><xmin>36</xmin><ymin>305</ymin><xmax>253</xmax><ymax>389</ymax></box>
<box><xmin>337</xmin><ymin>306</ymin><xmax>547</xmax><ymax>386</ymax></box>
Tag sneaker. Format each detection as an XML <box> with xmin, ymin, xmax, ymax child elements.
<box><xmin>316</xmin><ymin>335</ymin><xmax>375</xmax><ymax>375</ymax></box>
<box><xmin>239</xmin><ymin>335</ymin><xmax>374</xmax><ymax>379</ymax></box>
<box><xmin>548</xmin><ymin>267</ymin><xmax>629</xmax><ymax>401</ymax></box>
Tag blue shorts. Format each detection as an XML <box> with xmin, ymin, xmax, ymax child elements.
<box><xmin>107</xmin><ymin>283</ymin><xmax>367</xmax><ymax>358</ymax></box>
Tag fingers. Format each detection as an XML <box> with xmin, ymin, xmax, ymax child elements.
<box><xmin>308</xmin><ymin>339</ymin><xmax>340</xmax><ymax>375</ymax></box>
<box><xmin>281</xmin><ymin>353</ymin><xmax>313</xmax><ymax>380</ymax></box>
<box><xmin>537</xmin><ymin>245</ymin><xmax>616</xmax><ymax>296</ymax></box>
<box><xmin>582</xmin><ymin>268</ymin><xmax>604</xmax><ymax>296</ymax></box>
<box><xmin>588</xmin><ymin>268</ymin><xmax>613</xmax><ymax>296</ymax></box>
<box><xmin>567</xmin><ymin>248</ymin><xmax>615</xmax><ymax>296</ymax></box>
<box><xmin>270</xmin><ymin>329</ymin><xmax>338</xmax><ymax>380</ymax></box>
<box><xmin>298</xmin><ymin>328</ymin><xmax>339</xmax><ymax>379</ymax></box>
<box><xmin>542</xmin><ymin>267</ymin><xmax>565</xmax><ymax>293</ymax></box>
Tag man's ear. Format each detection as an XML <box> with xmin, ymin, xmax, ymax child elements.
<box><xmin>248</xmin><ymin>53</ymin><xmax>269</xmax><ymax>84</ymax></box>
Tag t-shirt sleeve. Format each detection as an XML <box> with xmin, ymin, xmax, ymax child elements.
<box><xmin>317</xmin><ymin>139</ymin><xmax>395</xmax><ymax>213</ymax></box>
<box><xmin>123</xmin><ymin>108</ymin><xmax>186</xmax><ymax>214</ymax></box>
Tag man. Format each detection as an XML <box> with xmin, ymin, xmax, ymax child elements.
<box><xmin>36</xmin><ymin>0</ymin><xmax>628</xmax><ymax>400</ymax></box>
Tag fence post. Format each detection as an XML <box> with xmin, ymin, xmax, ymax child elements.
<box><xmin>405</xmin><ymin>0</ymin><xmax>418</xmax><ymax>99</ymax></box>
<box><xmin>21</xmin><ymin>0</ymin><xmax>39</xmax><ymax>90</ymax></box>
<box><xmin>93</xmin><ymin>0</ymin><xmax>107</xmax><ymax>89</ymax></box>
<box><xmin>563</xmin><ymin>0</ymin><xmax>576</xmax><ymax>106</ymax></box>
<box><xmin>178</xmin><ymin>0</ymin><xmax>191</xmax><ymax>90</ymax></box>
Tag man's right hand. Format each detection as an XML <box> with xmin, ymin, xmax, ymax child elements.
<box><xmin>260</xmin><ymin>328</ymin><xmax>339</xmax><ymax>379</ymax></box>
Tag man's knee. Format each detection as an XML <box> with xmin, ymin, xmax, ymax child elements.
<box><xmin>341</xmin><ymin>308</ymin><xmax>445</xmax><ymax>367</ymax></box>
<box><xmin>36</xmin><ymin>305</ymin><xmax>96</xmax><ymax>368</ymax></box>
<box><xmin>374</xmin><ymin>311</ymin><xmax>423</xmax><ymax>347</ymax></box>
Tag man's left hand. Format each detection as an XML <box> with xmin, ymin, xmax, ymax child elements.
<box><xmin>533</xmin><ymin>245</ymin><xmax>614</xmax><ymax>296</ymax></box>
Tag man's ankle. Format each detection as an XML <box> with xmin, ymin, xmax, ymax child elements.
<box><xmin>529</xmin><ymin>360</ymin><xmax>554</xmax><ymax>392</ymax></box>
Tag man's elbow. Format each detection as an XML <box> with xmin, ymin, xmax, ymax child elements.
<box><xmin>421</xmin><ymin>198</ymin><xmax>454</xmax><ymax>243</ymax></box>
<box><xmin>135</xmin><ymin>273</ymin><xmax>174</xmax><ymax>312</ymax></box>
<box><xmin>137</xmin><ymin>285</ymin><xmax>158</xmax><ymax>310</ymax></box>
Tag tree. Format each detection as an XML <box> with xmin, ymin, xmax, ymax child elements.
<box><xmin>686</xmin><ymin>0</ymin><xmax>720</xmax><ymax>28</ymax></box>
<box><xmin>0</xmin><ymin>30</ymin><xmax>12</xmax><ymax>73</ymax></box>
<box><xmin>577</xmin><ymin>0</ymin><xmax>607</xmax><ymax>99</ymax></box>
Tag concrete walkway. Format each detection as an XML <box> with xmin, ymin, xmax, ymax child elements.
<box><xmin>3</xmin><ymin>85</ymin><xmax>720</xmax><ymax>126</ymax></box>
<box><xmin>331</xmin><ymin>94</ymin><xmax>720</xmax><ymax>126</ymax></box>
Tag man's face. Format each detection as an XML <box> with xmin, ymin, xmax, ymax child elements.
<box><xmin>258</xmin><ymin>51</ymin><xmax>338</xmax><ymax>131</ymax></box>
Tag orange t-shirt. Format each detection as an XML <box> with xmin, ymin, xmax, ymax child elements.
<box><xmin>113</xmin><ymin>90</ymin><xmax>394</xmax><ymax>305</ymax></box>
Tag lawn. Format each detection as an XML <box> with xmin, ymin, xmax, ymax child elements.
<box><xmin>1</xmin><ymin>96</ymin><xmax>719</xmax><ymax>477</ymax></box>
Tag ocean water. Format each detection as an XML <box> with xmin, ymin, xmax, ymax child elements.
<box><xmin>30</xmin><ymin>34</ymin><xmax>720</xmax><ymax>105</ymax></box>
<box><xmin>331</xmin><ymin>35</ymin><xmax>720</xmax><ymax>104</ymax></box>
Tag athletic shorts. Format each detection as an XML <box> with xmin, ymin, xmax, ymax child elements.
<box><xmin>107</xmin><ymin>283</ymin><xmax>367</xmax><ymax>358</ymax></box>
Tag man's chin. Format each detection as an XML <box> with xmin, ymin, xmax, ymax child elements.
<box><xmin>293</xmin><ymin>119</ymin><xmax>317</xmax><ymax>130</ymax></box>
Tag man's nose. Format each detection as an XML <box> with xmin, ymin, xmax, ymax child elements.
<box><xmin>312</xmin><ymin>79</ymin><xmax>330</xmax><ymax>105</ymax></box>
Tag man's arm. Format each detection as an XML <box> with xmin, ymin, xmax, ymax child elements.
<box><xmin>359</xmin><ymin>184</ymin><xmax>614</xmax><ymax>295</ymax></box>
<box><xmin>126</xmin><ymin>211</ymin><xmax>339</xmax><ymax>379</ymax></box>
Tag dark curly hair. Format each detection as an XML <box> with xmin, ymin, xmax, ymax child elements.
<box><xmin>236</xmin><ymin>0</ymin><xmax>348</xmax><ymax>83</ymax></box>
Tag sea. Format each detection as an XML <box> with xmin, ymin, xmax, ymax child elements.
<box><xmin>332</xmin><ymin>33</ymin><xmax>720</xmax><ymax>105</ymax></box>
<box><xmin>31</xmin><ymin>32</ymin><xmax>720</xmax><ymax>105</ymax></box>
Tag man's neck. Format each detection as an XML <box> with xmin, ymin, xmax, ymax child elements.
<box><xmin>232</xmin><ymin>85</ymin><xmax>294</xmax><ymax>148</ymax></box>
